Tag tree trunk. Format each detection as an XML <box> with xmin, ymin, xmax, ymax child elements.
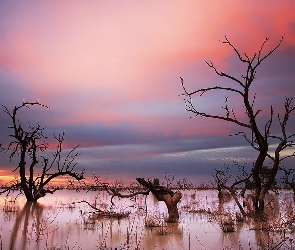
<box><xmin>252</xmin><ymin>151</ymin><xmax>267</xmax><ymax>216</ymax></box>
<box><xmin>228</xmin><ymin>187</ymin><xmax>246</xmax><ymax>216</ymax></box>
<box><xmin>21</xmin><ymin>179</ymin><xmax>34</xmax><ymax>202</ymax></box>
<box><xmin>255</xmin><ymin>146</ymin><xmax>281</xmax><ymax>220</ymax></box>
<box><xmin>258</xmin><ymin>192</ymin><xmax>266</xmax><ymax>218</ymax></box>
<box><xmin>136</xmin><ymin>178</ymin><xmax>182</xmax><ymax>223</ymax></box>
<box><xmin>153</xmin><ymin>191</ymin><xmax>182</xmax><ymax>223</ymax></box>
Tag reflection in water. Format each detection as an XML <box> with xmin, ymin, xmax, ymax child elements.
<box><xmin>10</xmin><ymin>202</ymin><xmax>44</xmax><ymax>250</ymax></box>
<box><xmin>0</xmin><ymin>189</ymin><xmax>294</xmax><ymax>249</ymax></box>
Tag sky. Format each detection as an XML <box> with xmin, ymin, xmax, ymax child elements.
<box><xmin>0</xmin><ymin>1</ymin><xmax>295</xmax><ymax>185</ymax></box>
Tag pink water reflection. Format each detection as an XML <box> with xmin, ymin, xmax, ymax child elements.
<box><xmin>0</xmin><ymin>189</ymin><xmax>294</xmax><ymax>249</ymax></box>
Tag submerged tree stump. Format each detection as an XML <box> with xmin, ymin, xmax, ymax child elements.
<box><xmin>136</xmin><ymin>178</ymin><xmax>182</xmax><ymax>223</ymax></box>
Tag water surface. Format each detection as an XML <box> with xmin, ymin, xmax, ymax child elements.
<box><xmin>0</xmin><ymin>189</ymin><xmax>294</xmax><ymax>249</ymax></box>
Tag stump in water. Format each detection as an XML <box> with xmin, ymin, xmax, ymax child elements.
<box><xmin>101</xmin><ymin>177</ymin><xmax>183</xmax><ymax>223</ymax></box>
<box><xmin>136</xmin><ymin>178</ymin><xmax>182</xmax><ymax>223</ymax></box>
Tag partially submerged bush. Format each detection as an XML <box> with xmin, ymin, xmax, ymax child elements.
<box><xmin>220</xmin><ymin>214</ymin><xmax>235</xmax><ymax>233</ymax></box>
<box><xmin>2</xmin><ymin>198</ymin><xmax>20</xmax><ymax>213</ymax></box>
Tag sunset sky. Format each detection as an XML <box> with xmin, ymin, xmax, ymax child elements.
<box><xmin>1</xmin><ymin>1</ymin><xmax>295</xmax><ymax>185</ymax></box>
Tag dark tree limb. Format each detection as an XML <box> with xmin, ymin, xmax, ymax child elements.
<box><xmin>91</xmin><ymin>177</ymin><xmax>182</xmax><ymax>223</ymax></box>
<box><xmin>1</xmin><ymin>101</ymin><xmax>85</xmax><ymax>202</ymax></box>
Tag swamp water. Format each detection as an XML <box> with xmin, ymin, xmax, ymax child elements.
<box><xmin>0</xmin><ymin>189</ymin><xmax>294</xmax><ymax>250</ymax></box>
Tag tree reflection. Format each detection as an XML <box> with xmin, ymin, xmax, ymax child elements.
<box><xmin>10</xmin><ymin>202</ymin><xmax>44</xmax><ymax>250</ymax></box>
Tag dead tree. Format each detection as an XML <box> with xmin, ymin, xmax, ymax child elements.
<box><xmin>0</xmin><ymin>101</ymin><xmax>84</xmax><ymax>202</ymax></box>
<box><xmin>214</xmin><ymin>165</ymin><xmax>253</xmax><ymax>216</ymax></box>
<box><xmin>181</xmin><ymin>36</ymin><xmax>295</xmax><ymax>218</ymax></box>
<box><xmin>136</xmin><ymin>178</ymin><xmax>182</xmax><ymax>223</ymax></box>
<box><xmin>92</xmin><ymin>177</ymin><xmax>182</xmax><ymax>223</ymax></box>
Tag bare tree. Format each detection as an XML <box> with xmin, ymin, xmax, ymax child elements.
<box><xmin>181</xmin><ymin>36</ymin><xmax>295</xmax><ymax>218</ymax></box>
<box><xmin>0</xmin><ymin>101</ymin><xmax>85</xmax><ymax>202</ymax></box>
<box><xmin>213</xmin><ymin>163</ymin><xmax>253</xmax><ymax>216</ymax></box>
<box><xmin>90</xmin><ymin>177</ymin><xmax>182</xmax><ymax>223</ymax></box>
<box><xmin>136</xmin><ymin>178</ymin><xmax>182</xmax><ymax>223</ymax></box>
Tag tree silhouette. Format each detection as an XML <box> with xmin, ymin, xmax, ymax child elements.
<box><xmin>89</xmin><ymin>176</ymin><xmax>182</xmax><ymax>223</ymax></box>
<box><xmin>0</xmin><ymin>101</ymin><xmax>84</xmax><ymax>202</ymax></box>
<box><xmin>181</xmin><ymin>36</ymin><xmax>295</xmax><ymax>218</ymax></box>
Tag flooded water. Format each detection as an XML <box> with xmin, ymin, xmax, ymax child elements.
<box><xmin>0</xmin><ymin>189</ymin><xmax>294</xmax><ymax>249</ymax></box>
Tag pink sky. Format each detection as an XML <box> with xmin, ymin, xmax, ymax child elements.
<box><xmin>1</xmin><ymin>1</ymin><xmax>295</xmax><ymax>183</ymax></box>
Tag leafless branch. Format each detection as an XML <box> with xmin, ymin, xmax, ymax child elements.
<box><xmin>205</xmin><ymin>60</ymin><xmax>245</xmax><ymax>88</ymax></box>
<box><xmin>1</xmin><ymin>101</ymin><xmax>85</xmax><ymax>201</ymax></box>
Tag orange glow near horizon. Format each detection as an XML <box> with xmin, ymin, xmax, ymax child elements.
<box><xmin>0</xmin><ymin>172</ymin><xmax>135</xmax><ymax>188</ymax></box>
<box><xmin>0</xmin><ymin>173</ymin><xmax>88</xmax><ymax>187</ymax></box>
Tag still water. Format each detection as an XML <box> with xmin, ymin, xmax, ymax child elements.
<box><xmin>0</xmin><ymin>189</ymin><xmax>294</xmax><ymax>249</ymax></box>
